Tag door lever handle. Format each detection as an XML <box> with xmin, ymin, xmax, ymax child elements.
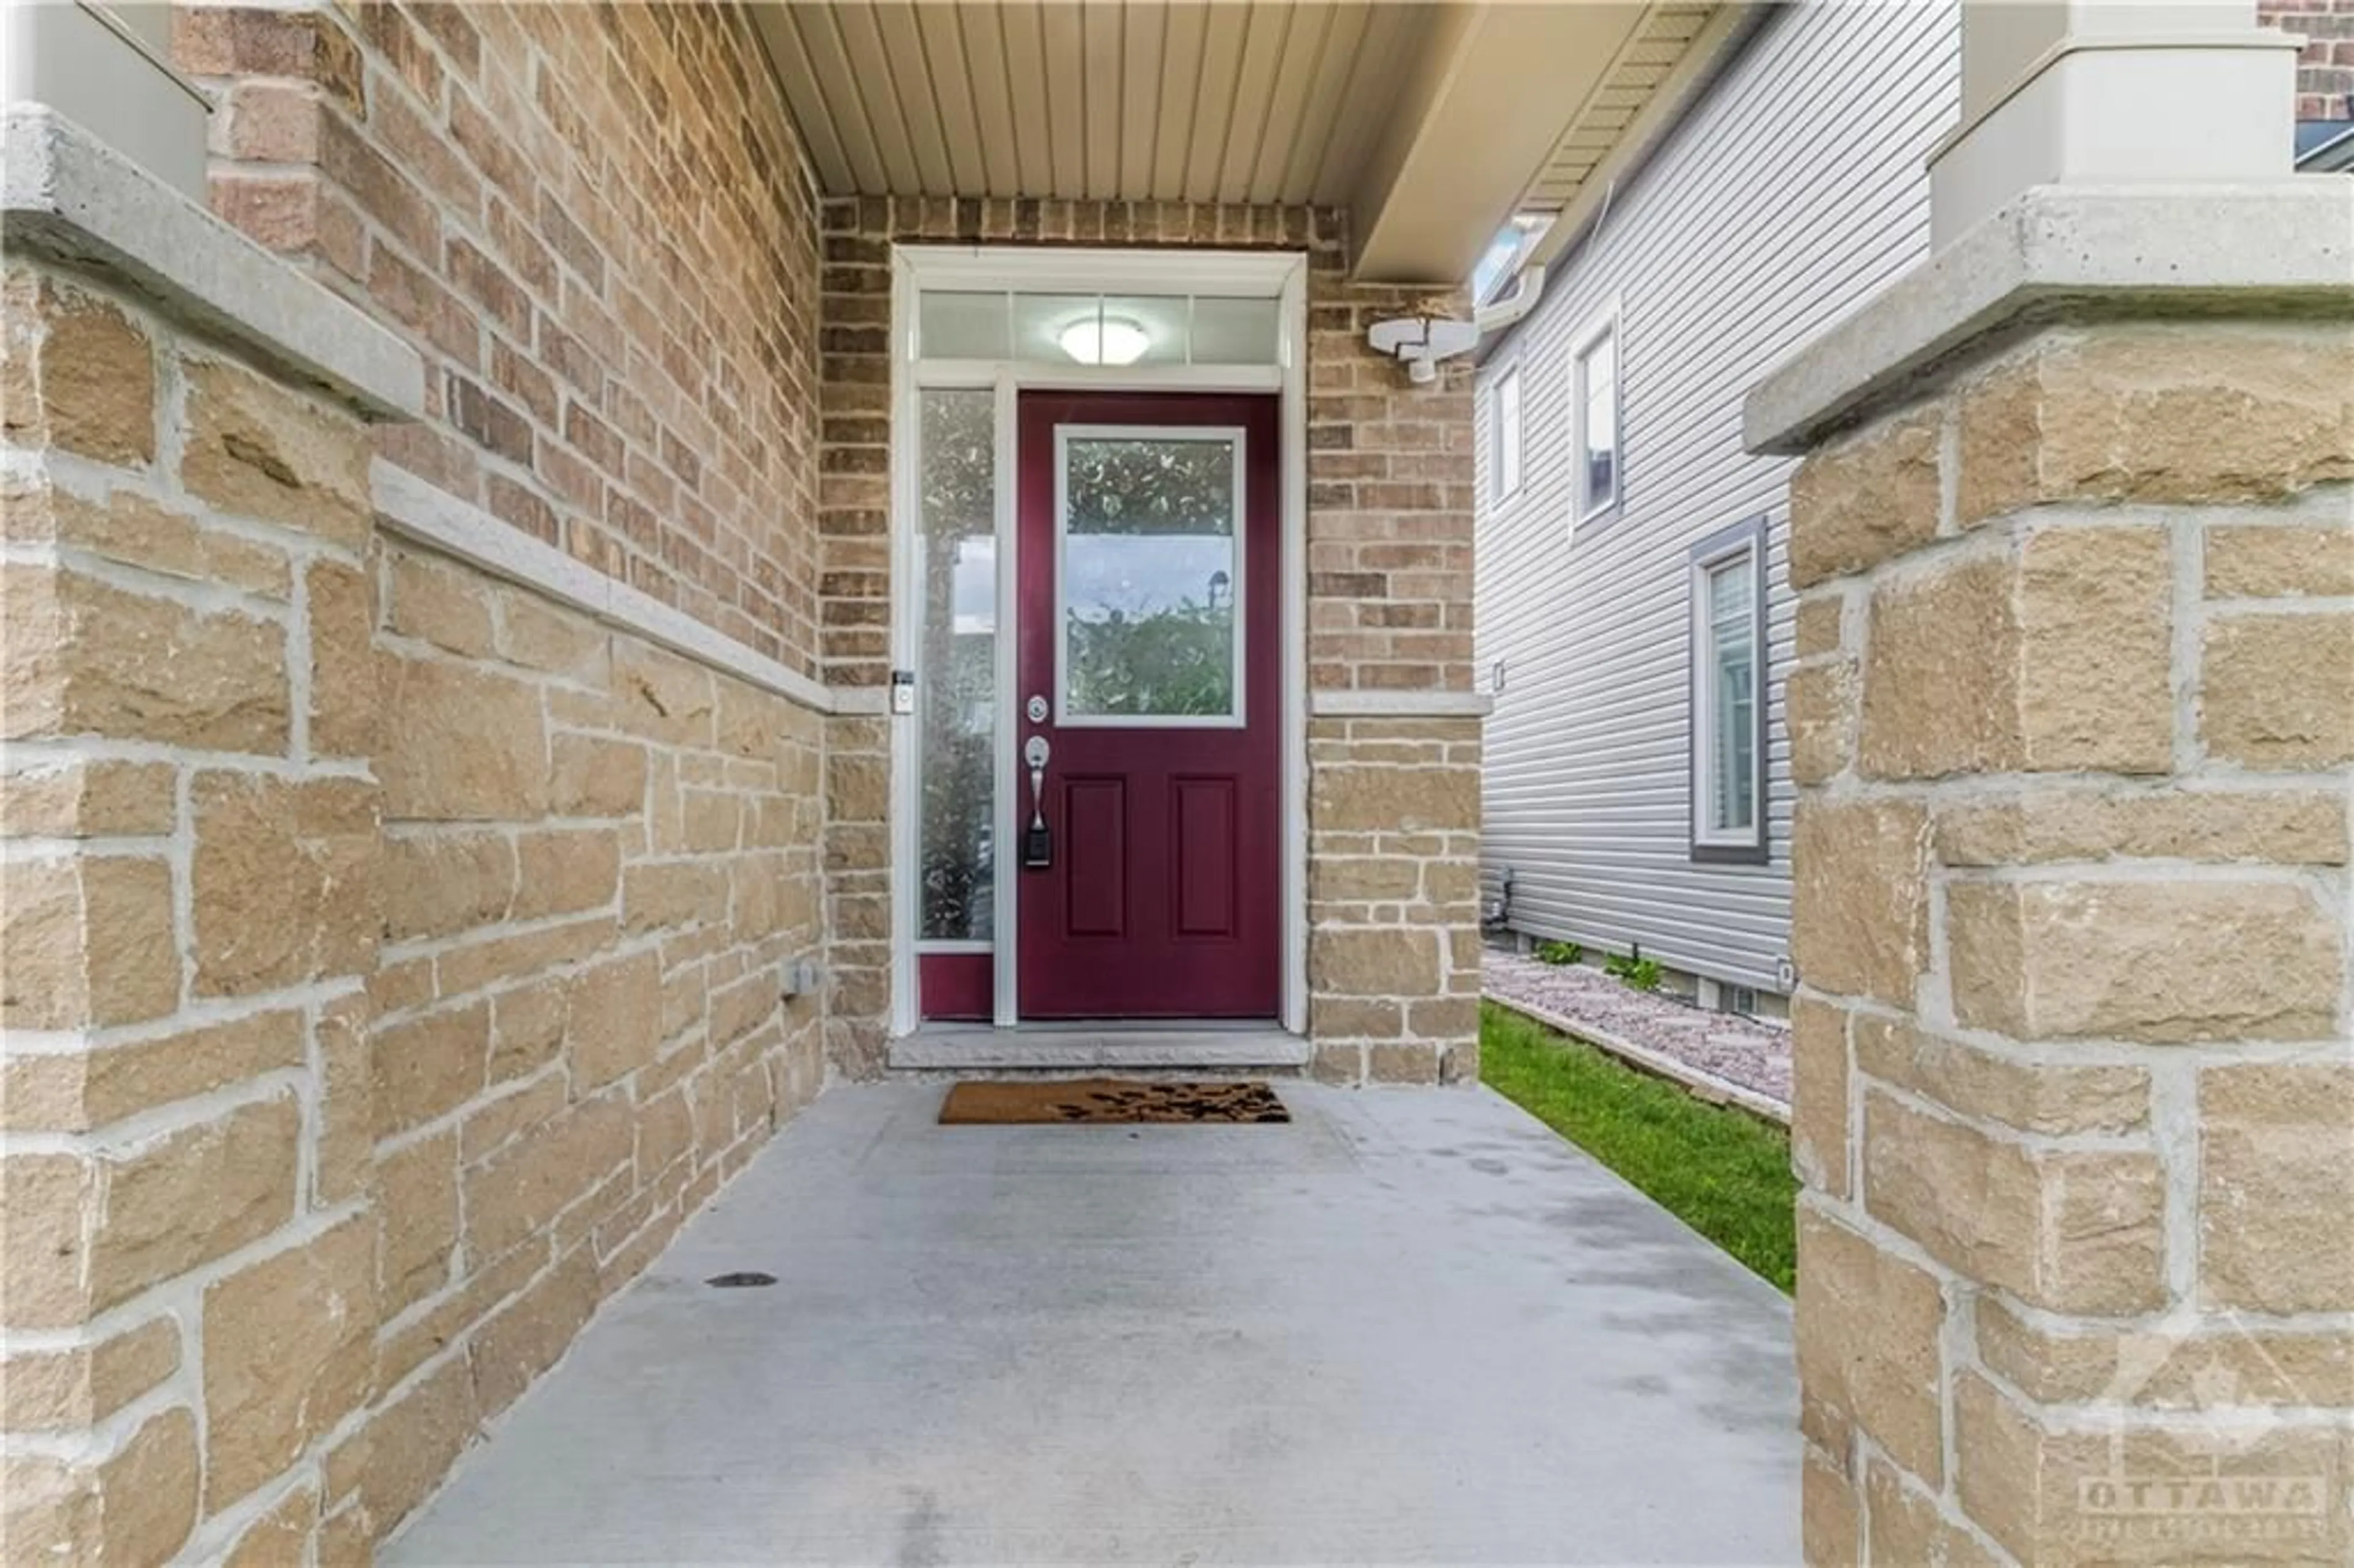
<box><xmin>1022</xmin><ymin>735</ymin><xmax>1052</xmax><ymax>869</ymax></box>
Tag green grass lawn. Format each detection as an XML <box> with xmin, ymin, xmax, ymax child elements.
<box><xmin>1480</xmin><ymin>1000</ymin><xmax>1798</xmax><ymax>1293</ymax></box>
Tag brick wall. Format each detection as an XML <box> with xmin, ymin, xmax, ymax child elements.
<box><xmin>1</xmin><ymin>251</ymin><xmax>828</xmax><ymax>1558</ymax></box>
<box><xmin>174</xmin><ymin>1</ymin><xmax>823</xmax><ymax>671</ymax></box>
<box><xmin>1783</xmin><ymin>318</ymin><xmax>2354</xmax><ymax>1562</ymax></box>
<box><xmin>2262</xmin><ymin>0</ymin><xmax>2354</xmax><ymax>119</ymax></box>
<box><xmin>817</xmin><ymin>197</ymin><xmax>1480</xmax><ymax>1080</ymax></box>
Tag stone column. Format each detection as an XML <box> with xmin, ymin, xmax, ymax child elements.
<box><xmin>1750</xmin><ymin>4</ymin><xmax>2351</xmax><ymax>1562</ymax></box>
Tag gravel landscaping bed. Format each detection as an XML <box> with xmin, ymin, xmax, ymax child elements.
<box><xmin>1482</xmin><ymin>948</ymin><xmax>1792</xmax><ymax>1113</ymax></box>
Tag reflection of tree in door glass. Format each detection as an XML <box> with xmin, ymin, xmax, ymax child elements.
<box><xmin>918</xmin><ymin>389</ymin><xmax>996</xmax><ymax>941</ymax></box>
<box><xmin>1064</xmin><ymin>438</ymin><xmax>1238</xmax><ymax>718</ymax></box>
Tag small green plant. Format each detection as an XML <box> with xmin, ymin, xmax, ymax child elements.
<box><xmin>1604</xmin><ymin>946</ymin><xmax>1664</xmax><ymax>992</ymax></box>
<box><xmin>1533</xmin><ymin>938</ymin><xmax>1583</xmax><ymax>967</ymax></box>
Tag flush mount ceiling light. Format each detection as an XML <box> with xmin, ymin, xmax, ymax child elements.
<box><xmin>1060</xmin><ymin>315</ymin><xmax>1150</xmax><ymax>366</ymax></box>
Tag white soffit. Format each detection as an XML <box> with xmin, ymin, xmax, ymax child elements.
<box><xmin>1514</xmin><ymin>1</ymin><xmax>1718</xmax><ymax>216</ymax></box>
<box><xmin>748</xmin><ymin>1</ymin><xmax>1438</xmax><ymax>208</ymax></box>
<box><xmin>748</xmin><ymin>1</ymin><xmax>1723</xmax><ymax>284</ymax></box>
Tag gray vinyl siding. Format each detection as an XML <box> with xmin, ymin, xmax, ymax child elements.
<box><xmin>1472</xmin><ymin>0</ymin><xmax>1960</xmax><ymax>994</ymax></box>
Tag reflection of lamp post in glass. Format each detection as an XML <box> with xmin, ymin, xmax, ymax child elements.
<box><xmin>1206</xmin><ymin>569</ymin><xmax>1230</xmax><ymax>611</ymax></box>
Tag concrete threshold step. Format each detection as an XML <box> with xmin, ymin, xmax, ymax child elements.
<box><xmin>886</xmin><ymin>1026</ymin><xmax>1311</xmax><ymax>1076</ymax></box>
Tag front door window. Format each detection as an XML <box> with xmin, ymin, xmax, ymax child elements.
<box><xmin>1057</xmin><ymin>432</ymin><xmax>1244</xmax><ymax>724</ymax></box>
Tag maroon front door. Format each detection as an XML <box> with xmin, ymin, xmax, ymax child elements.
<box><xmin>1015</xmin><ymin>392</ymin><xmax>1281</xmax><ymax>1019</ymax></box>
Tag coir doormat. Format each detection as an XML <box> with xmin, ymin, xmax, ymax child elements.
<box><xmin>939</xmin><ymin>1079</ymin><xmax>1290</xmax><ymax>1125</ymax></box>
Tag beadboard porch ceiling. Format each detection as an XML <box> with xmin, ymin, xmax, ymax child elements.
<box><xmin>747</xmin><ymin>1</ymin><xmax>1734</xmax><ymax>283</ymax></box>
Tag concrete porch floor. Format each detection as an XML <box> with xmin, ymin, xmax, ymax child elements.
<box><xmin>386</xmin><ymin>1083</ymin><xmax>1800</xmax><ymax>1565</ymax></box>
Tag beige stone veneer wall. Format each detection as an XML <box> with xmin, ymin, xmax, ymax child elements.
<box><xmin>1784</xmin><ymin>319</ymin><xmax>2354</xmax><ymax>1564</ymax></box>
<box><xmin>1307</xmin><ymin>716</ymin><xmax>1484</xmax><ymax>1084</ymax></box>
<box><xmin>357</xmin><ymin>530</ymin><xmax>827</xmax><ymax>1540</ymax></box>
<box><xmin>1</xmin><ymin>253</ymin><xmax>825</xmax><ymax>1560</ymax></box>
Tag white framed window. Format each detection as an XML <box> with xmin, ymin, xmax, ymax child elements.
<box><xmin>1573</xmin><ymin>313</ymin><xmax>1620</xmax><ymax>520</ymax></box>
<box><xmin>1491</xmin><ymin>365</ymin><xmax>1522</xmax><ymax>503</ymax></box>
<box><xmin>1691</xmin><ymin>517</ymin><xmax>1766</xmax><ymax>862</ymax></box>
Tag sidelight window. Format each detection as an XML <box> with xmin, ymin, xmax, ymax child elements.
<box><xmin>915</xmin><ymin>388</ymin><xmax>997</xmax><ymax>942</ymax></box>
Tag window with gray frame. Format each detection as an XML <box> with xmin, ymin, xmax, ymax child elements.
<box><xmin>1689</xmin><ymin>516</ymin><xmax>1767</xmax><ymax>863</ymax></box>
<box><xmin>1574</xmin><ymin>318</ymin><xmax>1618</xmax><ymax>520</ymax></box>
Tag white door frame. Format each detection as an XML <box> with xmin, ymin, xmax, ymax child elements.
<box><xmin>886</xmin><ymin>245</ymin><xmax>1310</xmax><ymax>1038</ymax></box>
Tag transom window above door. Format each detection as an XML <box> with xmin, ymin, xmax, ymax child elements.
<box><xmin>915</xmin><ymin>289</ymin><xmax>1281</xmax><ymax>367</ymax></box>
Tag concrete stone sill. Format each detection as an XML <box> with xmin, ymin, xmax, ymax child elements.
<box><xmin>1745</xmin><ymin>180</ymin><xmax>2354</xmax><ymax>454</ymax></box>
<box><xmin>3</xmin><ymin>104</ymin><xmax>424</xmax><ymax>420</ymax></box>
<box><xmin>373</xmin><ymin>462</ymin><xmax>844</xmax><ymax>716</ymax></box>
<box><xmin>887</xmin><ymin>1026</ymin><xmax>1314</xmax><ymax>1075</ymax></box>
